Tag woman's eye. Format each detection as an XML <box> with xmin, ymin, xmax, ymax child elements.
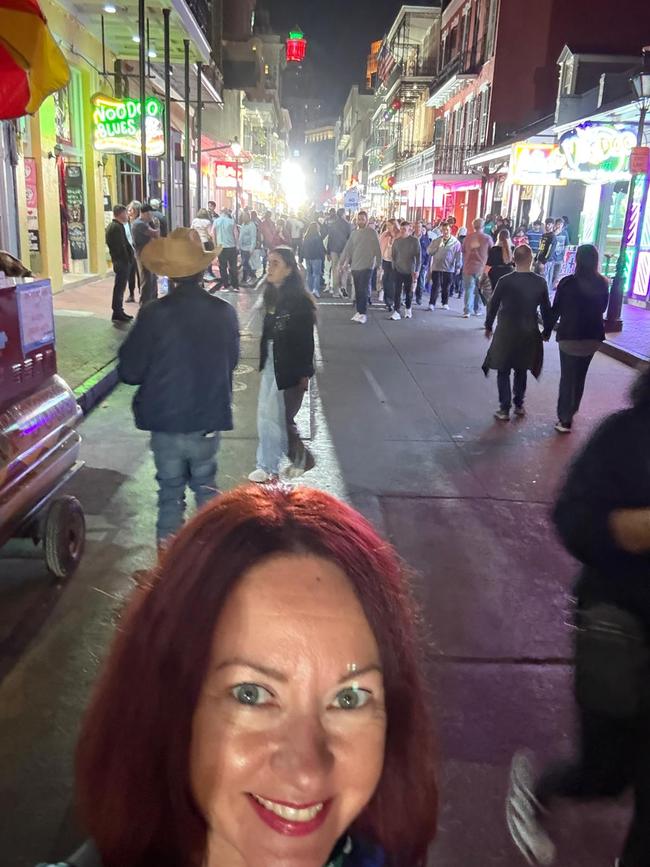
<box><xmin>332</xmin><ymin>686</ymin><xmax>371</xmax><ymax>710</ymax></box>
<box><xmin>231</xmin><ymin>683</ymin><xmax>273</xmax><ymax>706</ymax></box>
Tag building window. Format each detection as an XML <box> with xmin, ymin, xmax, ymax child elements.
<box><xmin>478</xmin><ymin>85</ymin><xmax>491</xmax><ymax>146</ymax></box>
<box><xmin>485</xmin><ymin>0</ymin><xmax>498</xmax><ymax>58</ymax></box>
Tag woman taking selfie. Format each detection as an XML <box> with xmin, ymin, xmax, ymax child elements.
<box><xmin>249</xmin><ymin>247</ymin><xmax>317</xmax><ymax>483</ymax></box>
<box><xmin>46</xmin><ymin>485</ymin><xmax>438</xmax><ymax>867</ymax></box>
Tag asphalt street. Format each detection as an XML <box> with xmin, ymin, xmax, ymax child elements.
<box><xmin>0</xmin><ymin>288</ymin><xmax>639</xmax><ymax>867</ymax></box>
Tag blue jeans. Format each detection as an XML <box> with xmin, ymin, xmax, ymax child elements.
<box><xmin>256</xmin><ymin>351</ymin><xmax>287</xmax><ymax>475</ymax></box>
<box><xmin>463</xmin><ymin>273</ymin><xmax>482</xmax><ymax>315</ymax></box>
<box><xmin>150</xmin><ymin>430</ymin><xmax>221</xmax><ymax>543</ymax></box>
<box><xmin>306</xmin><ymin>259</ymin><xmax>322</xmax><ymax>296</ymax></box>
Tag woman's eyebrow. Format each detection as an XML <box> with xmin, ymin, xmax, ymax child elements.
<box><xmin>213</xmin><ymin>660</ymin><xmax>382</xmax><ymax>684</ymax></box>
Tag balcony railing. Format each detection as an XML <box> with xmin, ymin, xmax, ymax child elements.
<box><xmin>434</xmin><ymin>145</ymin><xmax>479</xmax><ymax>175</ymax></box>
<box><xmin>433</xmin><ymin>34</ymin><xmax>487</xmax><ymax>92</ymax></box>
<box><xmin>398</xmin><ymin>141</ymin><xmax>432</xmax><ymax>161</ymax></box>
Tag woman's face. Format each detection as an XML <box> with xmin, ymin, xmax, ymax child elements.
<box><xmin>266</xmin><ymin>254</ymin><xmax>292</xmax><ymax>287</ymax></box>
<box><xmin>190</xmin><ymin>554</ymin><xmax>387</xmax><ymax>867</ymax></box>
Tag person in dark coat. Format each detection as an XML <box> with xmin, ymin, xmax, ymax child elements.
<box><xmin>506</xmin><ymin>364</ymin><xmax>650</xmax><ymax>867</ymax></box>
<box><xmin>483</xmin><ymin>244</ymin><xmax>552</xmax><ymax>420</ymax></box>
<box><xmin>105</xmin><ymin>204</ymin><xmax>134</xmax><ymax>323</ymax></box>
<box><xmin>543</xmin><ymin>244</ymin><xmax>609</xmax><ymax>433</ymax></box>
<box><xmin>302</xmin><ymin>221</ymin><xmax>327</xmax><ymax>297</ymax></box>
<box><xmin>248</xmin><ymin>246</ymin><xmax>317</xmax><ymax>483</ymax></box>
<box><xmin>118</xmin><ymin>228</ymin><xmax>238</xmax><ymax>545</ymax></box>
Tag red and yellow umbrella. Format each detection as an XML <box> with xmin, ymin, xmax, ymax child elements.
<box><xmin>0</xmin><ymin>0</ymin><xmax>70</xmax><ymax>120</ymax></box>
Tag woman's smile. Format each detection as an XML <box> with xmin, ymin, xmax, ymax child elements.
<box><xmin>248</xmin><ymin>793</ymin><xmax>332</xmax><ymax>836</ymax></box>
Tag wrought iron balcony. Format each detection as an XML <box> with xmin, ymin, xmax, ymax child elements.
<box><xmin>434</xmin><ymin>145</ymin><xmax>479</xmax><ymax>175</ymax></box>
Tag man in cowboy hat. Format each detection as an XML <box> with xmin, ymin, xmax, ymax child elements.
<box><xmin>118</xmin><ymin>228</ymin><xmax>239</xmax><ymax>545</ymax></box>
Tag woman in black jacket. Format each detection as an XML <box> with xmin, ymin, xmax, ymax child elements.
<box><xmin>544</xmin><ymin>244</ymin><xmax>609</xmax><ymax>433</ymax></box>
<box><xmin>248</xmin><ymin>246</ymin><xmax>317</xmax><ymax>483</ymax></box>
<box><xmin>486</xmin><ymin>228</ymin><xmax>514</xmax><ymax>293</ymax></box>
<box><xmin>507</xmin><ymin>366</ymin><xmax>650</xmax><ymax>867</ymax></box>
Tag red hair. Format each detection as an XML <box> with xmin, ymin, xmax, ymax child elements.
<box><xmin>76</xmin><ymin>485</ymin><xmax>437</xmax><ymax>867</ymax></box>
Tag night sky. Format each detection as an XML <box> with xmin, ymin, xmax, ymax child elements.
<box><xmin>259</xmin><ymin>0</ymin><xmax>408</xmax><ymax>114</ymax></box>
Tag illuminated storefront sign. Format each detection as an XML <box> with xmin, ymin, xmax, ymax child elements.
<box><xmin>214</xmin><ymin>161</ymin><xmax>244</xmax><ymax>189</ymax></box>
<box><xmin>510</xmin><ymin>142</ymin><xmax>567</xmax><ymax>186</ymax></box>
<box><xmin>559</xmin><ymin>122</ymin><xmax>637</xmax><ymax>183</ymax></box>
<box><xmin>91</xmin><ymin>94</ymin><xmax>165</xmax><ymax>157</ymax></box>
<box><xmin>286</xmin><ymin>30</ymin><xmax>307</xmax><ymax>63</ymax></box>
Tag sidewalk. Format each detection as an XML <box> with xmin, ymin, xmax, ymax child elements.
<box><xmin>52</xmin><ymin>276</ymin><xmax>131</xmax><ymax>413</ymax></box>
<box><xmin>602</xmin><ymin>301</ymin><xmax>650</xmax><ymax>366</ymax></box>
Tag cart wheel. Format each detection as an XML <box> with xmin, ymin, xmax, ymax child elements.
<box><xmin>44</xmin><ymin>495</ymin><xmax>86</xmax><ymax>579</ymax></box>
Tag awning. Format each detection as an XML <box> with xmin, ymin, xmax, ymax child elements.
<box><xmin>0</xmin><ymin>0</ymin><xmax>70</xmax><ymax>119</ymax></box>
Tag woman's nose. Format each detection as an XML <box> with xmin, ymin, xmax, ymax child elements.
<box><xmin>270</xmin><ymin>715</ymin><xmax>334</xmax><ymax>790</ymax></box>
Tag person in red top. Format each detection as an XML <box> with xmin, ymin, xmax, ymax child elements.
<box><xmin>446</xmin><ymin>215</ymin><xmax>459</xmax><ymax>236</ymax></box>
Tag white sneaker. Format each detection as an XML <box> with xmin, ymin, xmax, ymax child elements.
<box><xmin>390</xmin><ymin>310</ymin><xmax>401</xmax><ymax>321</ymax></box>
<box><xmin>356</xmin><ymin>314</ymin><xmax>367</xmax><ymax>324</ymax></box>
<box><xmin>351</xmin><ymin>312</ymin><xmax>361</xmax><ymax>322</ymax></box>
<box><xmin>442</xmin><ymin>303</ymin><xmax>450</xmax><ymax>310</ymax></box>
<box><xmin>405</xmin><ymin>308</ymin><xmax>412</xmax><ymax>319</ymax></box>
<box><xmin>506</xmin><ymin>752</ymin><xmax>556</xmax><ymax>866</ymax></box>
<box><xmin>428</xmin><ymin>304</ymin><xmax>435</xmax><ymax>311</ymax></box>
<box><xmin>248</xmin><ymin>468</ymin><xmax>271</xmax><ymax>483</ymax></box>
<box><xmin>462</xmin><ymin>312</ymin><xmax>470</xmax><ymax>318</ymax></box>
<box><xmin>378</xmin><ymin>290</ymin><xmax>384</xmax><ymax>303</ymax></box>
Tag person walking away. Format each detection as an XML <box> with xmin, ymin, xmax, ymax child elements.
<box><xmin>536</xmin><ymin>218</ymin><xmax>557</xmax><ymax>290</ymax></box>
<box><xmin>302</xmin><ymin>221</ymin><xmax>326</xmax><ymax>298</ymax></box>
<box><xmin>486</xmin><ymin>229</ymin><xmax>515</xmax><ymax>300</ymax></box>
<box><xmin>542</xmin><ymin>244</ymin><xmax>609</xmax><ymax>434</ymax></box>
<box><xmin>339</xmin><ymin>210</ymin><xmax>382</xmax><ymax>324</ymax></box>
<box><xmin>250</xmin><ymin>209</ymin><xmax>264</xmax><ymax>277</ymax></box>
<box><xmin>248</xmin><ymin>247</ymin><xmax>316</xmax><ymax>483</ymax></box>
<box><xmin>148</xmin><ymin>198</ymin><xmax>168</xmax><ymax>237</ymax></box>
<box><xmin>551</xmin><ymin>217</ymin><xmax>569</xmax><ymax>290</ymax></box>
<box><xmin>427</xmin><ymin>222</ymin><xmax>462</xmax><ymax>310</ymax></box>
<box><xmin>213</xmin><ymin>207</ymin><xmax>239</xmax><ymax>291</ymax></box>
<box><xmin>483</xmin><ymin>244</ymin><xmax>552</xmax><ymax>420</ymax></box>
<box><xmin>379</xmin><ymin>219</ymin><xmax>398</xmax><ymax>311</ymax></box>
<box><xmin>526</xmin><ymin>220</ymin><xmax>543</xmax><ymax>257</ymax></box>
<box><xmin>507</xmin><ymin>363</ymin><xmax>650</xmax><ymax>867</ymax></box>
<box><xmin>390</xmin><ymin>221</ymin><xmax>421</xmax><ymax>321</ymax></box>
<box><xmin>131</xmin><ymin>204</ymin><xmax>160</xmax><ymax>305</ymax></box>
<box><xmin>325</xmin><ymin>207</ymin><xmax>352</xmax><ymax>297</ymax></box>
<box><xmin>462</xmin><ymin>217</ymin><xmax>493</xmax><ymax>318</ymax></box>
<box><xmin>105</xmin><ymin>205</ymin><xmax>135</xmax><ymax>323</ymax></box>
<box><xmin>287</xmin><ymin>214</ymin><xmax>304</xmax><ymax>257</ymax></box>
<box><xmin>191</xmin><ymin>208</ymin><xmax>216</xmax><ymax>283</ymax></box>
<box><xmin>238</xmin><ymin>211</ymin><xmax>257</xmax><ymax>285</ymax></box>
<box><xmin>117</xmin><ymin>228</ymin><xmax>237</xmax><ymax>545</ymax></box>
<box><xmin>260</xmin><ymin>210</ymin><xmax>280</xmax><ymax>273</ymax></box>
<box><xmin>416</xmin><ymin>222</ymin><xmax>431</xmax><ymax>306</ymax></box>
<box><xmin>454</xmin><ymin>226</ymin><xmax>467</xmax><ymax>297</ymax></box>
<box><xmin>125</xmin><ymin>200</ymin><xmax>141</xmax><ymax>303</ymax></box>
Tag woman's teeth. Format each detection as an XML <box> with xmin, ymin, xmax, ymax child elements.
<box><xmin>252</xmin><ymin>794</ymin><xmax>325</xmax><ymax>822</ymax></box>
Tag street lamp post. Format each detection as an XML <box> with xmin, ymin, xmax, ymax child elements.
<box><xmin>605</xmin><ymin>48</ymin><xmax>650</xmax><ymax>331</ymax></box>
<box><xmin>231</xmin><ymin>136</ymin><xmax>242</xmax><ymax>225</ymax></box>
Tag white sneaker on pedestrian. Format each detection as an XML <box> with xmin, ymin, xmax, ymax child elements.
<box><xmin>390</xmin><ymin>310</ymin><xmax>401</xmax><ymax>321</ymax></box>
<box><xmin>428</xmin><ymin>304</ymin><xmax>435</xmax><ymax>311</ymax></box>
<box><xmin>351</xmin><ymin>312</ymin><xmax>361</xmax><ymax>322</ymax></box>
<box><xmin>506</xmin><ymin>752</ymin><xmax>556</xmax><ymax>866</ymax></box>
<box><xmin>378</xmin><ymin>290</ymin><xmax>384</xmax><ymax>303</ymax></box>
<box><xmin>248</xmin><ymin>468</ymin><xmax>271</xmax><ymax>483</ymax></box>
<box><xmin>356</xmin><ymin>314</ymin><xmax>367</xmax><ymax>324</ymax></box>
<box><xmin>405</xmin><ymin>308</ymin><xmax>412</xmax><ymax>319</ymax></box>
<box><xmin>442</xmin><ymin>303</ymin><xmax>450</xmax><ymax>310</ymax></box>
<box><xmin>462</xmin><ymin>312</ymin><xmax>470</xmax><ymax>318</ymax></box>
<box><xmin>494</xmin><ymin>409</ymin><xmax>510</xmax><ymax>421</ymax></box>
<box><xmin>554</xmin><ymin>421</ymin><xmax>572</xmax><ymax>434</ymax></box>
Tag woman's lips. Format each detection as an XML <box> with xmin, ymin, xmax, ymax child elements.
<box><xmin>248</xmin><ymin>793</ymin><xmax>332</xmax><ymax>836</ymax></box>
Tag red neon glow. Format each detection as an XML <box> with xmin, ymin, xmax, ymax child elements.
<box><xmin>286</xmin><ymin>36</ymin><xmax>307</xmax><ymax>63</ymax></box>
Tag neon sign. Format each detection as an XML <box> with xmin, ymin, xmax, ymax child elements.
<box><xmin>559</xmin><ymin>122</ymin><xmax>637</xmax><ymax>183</ymax></box>
<box><xmin>286</xmin><ymin>30</ymin><xmax>307</xmax><ymax>63</ymax></box>
<box><xmin>510</xmin><ymin>142</ymin><xmax>567</xmax><ymax>186</ymax></box>
<box><xmin>214</xmin><ymin>161</ymin><xmax>244</xmax><ymax>189</ymax></box>
<box><xmin>91</xmin><ymin>94</ymin><xmax>165</xmax><ymax>157</ymax></box>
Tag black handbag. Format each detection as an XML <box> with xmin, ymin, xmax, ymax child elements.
<box><xmin>575</xmin><ymin>603</ymin><xmax>650</xmax><ymax>718</ymax></box>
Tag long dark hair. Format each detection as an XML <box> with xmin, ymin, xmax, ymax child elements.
<box><xmin>573</xmin><ymin>243</ymin><xmax>608</xmax><ymax>295</ymax></box>
<box><xmin>76</xmin><ymin>485</ymin><xmax>438</xmax><ymax>867</ymax></box>
<box><xmin>263</xmin><ymin>246</ymin><xmax>316</xmax><ymax>317</ymax></box>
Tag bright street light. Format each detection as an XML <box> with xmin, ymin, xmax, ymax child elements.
<box><xmin>281</xmin><ymin>160</ymin><xmax>307</xmax><ymax>209</ymax></box>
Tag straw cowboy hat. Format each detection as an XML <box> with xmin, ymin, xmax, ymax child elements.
<box><xmin>140</xmin><ymin>227</ymin><xmax>221</xmax><ymax>278</ymax></box>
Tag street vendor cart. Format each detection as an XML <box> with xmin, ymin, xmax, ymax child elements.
<box><xmin>0</xmin><ymin>278</ymin><xmax>85</xmax><ymax>578</ymax></box>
